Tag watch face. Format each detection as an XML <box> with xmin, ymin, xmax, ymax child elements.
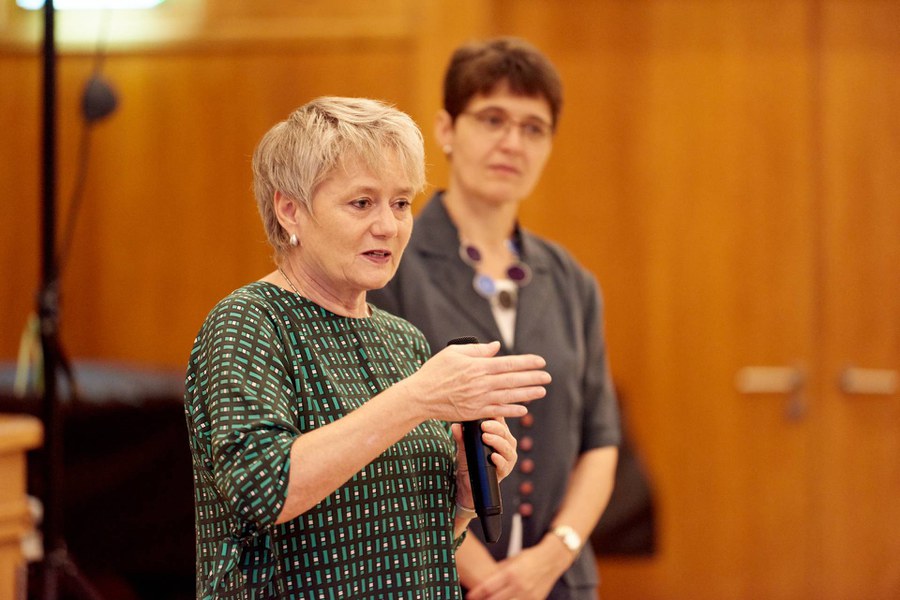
<box><xmin>554</xmin><ymin>526</ymin><xmax>581</xmax><ymax>552</ymax></box>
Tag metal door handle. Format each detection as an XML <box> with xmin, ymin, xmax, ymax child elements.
<box><xmin>839</xmin><ymin>367</ymin><xmax>898</xmax><ymax>395</ymax></box>
<box><xmin>735</xmin><ymin>366</ymin><xmax>805</xmax><ymax>394</ymax></box>
<box><xmin>735</xmin><ymin>366</ymin><xmax>806</xmax><ymax>419</ymax></box>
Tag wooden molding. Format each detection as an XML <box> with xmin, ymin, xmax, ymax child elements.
<box><xmin>0</xmin><ymin>0</ymin><xmax>418</xmax><ymax>53</ymax></box>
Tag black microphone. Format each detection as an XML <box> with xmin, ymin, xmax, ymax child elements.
<box><xmin>82</xmin><ymin>75</ymin><xmax>118</xmax><ymax>123</ymax></box>
<box><xmin>446</xmin><ymin>336</ymin><xmax>503</xmax><ymax>543</ymax></box>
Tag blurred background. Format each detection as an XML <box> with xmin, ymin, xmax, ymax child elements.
<box><xmin>0</xmin><ymin>1</ymin><xmax>898</xmax><ymax>599</ymax></box>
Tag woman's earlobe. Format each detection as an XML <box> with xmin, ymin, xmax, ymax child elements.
<box><xmin>434</xmin><ymin>110</ymin><xmax>454</xmax><ymax>149</ymax></box>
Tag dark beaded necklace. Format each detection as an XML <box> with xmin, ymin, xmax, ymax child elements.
<box><xmin>458</xmin><ymin>239</ymin><xmax>532</xmax><ymax>309</ymax></box>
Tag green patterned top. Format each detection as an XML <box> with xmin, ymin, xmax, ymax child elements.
<box><xmin>185</xmin><ymin>282</ymin><xmax>462</xmax><ymax>599</ymax></box>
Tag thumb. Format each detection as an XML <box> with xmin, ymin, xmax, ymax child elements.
<box><xmin>448</xmin><ymin>340</ymin><xmax>501</xmax><ymax>358</ymax></box>
<box><xmin>451</xmin><ymin>422</ymin><xmax>464</xmax><ymax>443</ymax></box>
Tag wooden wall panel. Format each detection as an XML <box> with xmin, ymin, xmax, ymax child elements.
<box><xmin>813</xmin><ymin>1</ymin><xmax>900</xmax><ymax>597</ymax></box>
<box><xmin>0</xmin><ymin>42</ymin><xmax>418</xmax><ymax>366</ymax></box>
<box><xmin>1</xmin><ymin>2</ymin><xmax>898</xmax><ymax>598</ymax></box>
<box><xmin>0</xmin><ymin>0</ymin><xmax>491</xmax><ymax>369</ymax></box>
<box><xmin>495</xmin><ymin>2</ymin><xmax>821</xmax><ymax>598</ymax></box>
<box><xmin>0</xmin><ymin>55</ymin><xmax>41</xmax><ymax>368</ymax></box>
<box><xmin>0</xmin><ymin>0</ymin><xmax>416</xmax><ymax>50</ymax></box>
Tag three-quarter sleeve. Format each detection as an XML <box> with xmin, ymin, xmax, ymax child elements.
<box><xmin>186</xmin><ymin>294</ymin><xmax>299</xmax><ymax>533</ymax></box>
<box><xmin>577</xmin><ymin>272</ymin><xmax>622</xmax><ymax>452</ymax></box>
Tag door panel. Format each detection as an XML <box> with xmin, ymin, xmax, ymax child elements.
<box><xmin>814</xmin><ymin>3</ymin><xmax>900</xmax><ymax>597</ymax></box>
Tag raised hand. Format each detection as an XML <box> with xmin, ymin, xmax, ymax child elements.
<box><xmin>401</xmin><ymin>341</ymin><xmax>550</xmax><ymax>423</ymax></box>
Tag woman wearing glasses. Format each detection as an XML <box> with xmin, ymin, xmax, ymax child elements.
<box><xmin>369</xmin><ymin>37</ymin><xmax>621</xmax><ymax>599</ymax></box>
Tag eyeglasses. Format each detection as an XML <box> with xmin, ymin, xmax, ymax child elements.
<box><xmin>460</xmin><ymin>108</ymin><xmax>553</xmax><ymax>143</ymax></box>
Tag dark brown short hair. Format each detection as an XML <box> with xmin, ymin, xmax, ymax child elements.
<box><xmin>443</xmin><ymin>36</ymin><xmax>563</xmax><ymax>130</ymax></box>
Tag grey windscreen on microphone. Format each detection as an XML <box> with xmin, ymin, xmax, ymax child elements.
<box><xmin>446</xmin><ymin>336</ymin><xmax>479</xmax><ymax>346</ymax></box>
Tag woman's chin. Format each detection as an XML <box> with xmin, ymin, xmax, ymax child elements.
<box><xmin>360</xmin><ymin>273</ymin><xmax>397</xmax><ymax>294</ymax></box>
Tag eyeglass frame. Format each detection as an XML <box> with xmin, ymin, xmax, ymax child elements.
<box><xmin>458</xmin><ymin>107</ymin><xmax>554</xmax><ymax>143</ymax></box>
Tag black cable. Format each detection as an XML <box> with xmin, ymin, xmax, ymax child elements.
<box><xmin>57</xmin><ymin>8</ymin><xmax>117</xmax><ymax>277</ymax></box>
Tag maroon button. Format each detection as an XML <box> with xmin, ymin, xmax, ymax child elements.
<box><xmin>519</xmin><ymin>458</ymin><xmax>535</xmax><ymax>474</ymax></box>
<box><xmin>520</xmin><ymin>414</ymin><xmax>535</xmax><ymax>428</ymax></box>
<box><xmin>519</xmin><ymin>481</ymin><xmax>534</xmax><ymax>496</ymax></box>
<box><xmin>519</xmin><ymin>436</ymin><xmax>534</xmax><ymax>452</ymax></box>
<box><xmin>518</xmin><ymin>502</ymin><xmax>534</xmax><ymax>517</ymax></box>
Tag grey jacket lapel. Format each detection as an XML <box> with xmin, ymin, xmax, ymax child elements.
<box><xmin>512</xmin><ymin>232</ymin><xmax>554</xmax><ymax>349</ymax></box>
<box><xmin>412</xmin><ymin>196</ymin><xmax>503</xmax><ymax>344</ymax></box>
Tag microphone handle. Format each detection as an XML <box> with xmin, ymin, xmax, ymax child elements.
<box><xmin>461</xmin><ymin>418</ymin><xmax>503</xmax><ymax>543</ymax></box>
<box><xmin>446</xmin><ymin>336</ymin><xmax>503</xmax><ymax>543</ymax></box>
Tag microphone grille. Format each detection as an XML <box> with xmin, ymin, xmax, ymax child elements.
<box><xmin>82</xmin><ymin>76</ymin><xmax>119</xmax><ymax>123</ymax></box>
<box><xmin>446</xmin><ymin>336</ymin><xmax>479</xmax><ymax>346</ymax></box>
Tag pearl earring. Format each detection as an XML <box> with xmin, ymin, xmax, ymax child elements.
<box><xmin>443</xmin><ymin>144</ymin><xmax>452</xmax><ymax>155</ymax></box>
<box><xmin>289</xmin><ymin>233</ymin><xmax>299</xmax><ymax>247</ymax></box>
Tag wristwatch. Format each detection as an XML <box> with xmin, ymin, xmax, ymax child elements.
<box><xmin>551</xmin><ymin>525</ymin><xmax>582</xmax><ymax>553</ymax></box>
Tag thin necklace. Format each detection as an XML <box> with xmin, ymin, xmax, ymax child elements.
<box><xmin>277</xmin><ymin>265</ymin><xmax>370</xmax><ymax>318</ymax></box>
<box><xmin>458</xmin><ymin>238</ymin><xmax>532</xmax><ymax>309</ymax></box>
<box><xmin>277</xmin><ymin>265</ymin><xmax>305</xmax><ymax>299</ymax></box>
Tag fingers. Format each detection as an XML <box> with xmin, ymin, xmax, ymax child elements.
<box><xmin>479</xmin><ymin>352</ymin><xmax>547</xmax><ymax>375</ymax></box>
<box><xmin>485</xmin><ymin>368</ymin><xmax>552</xmax><ymax>389</ymax></box>
<box><xmin>481</xmin><ymin>418</ymin><xmax>518</xmax><ymax>481</ymax></box>
<box><xmin>411</xmin><ymin>342</ymin><xmax>550</xmax><ymax>423</ymax></box>
<box><xmin>479</xmin><ymin>416</ymin><xmax>509</xmax><ymax>436</ymax></box>
<box><xmin>481</xmin><ymin>417</ymin><xmax>514</xmax><ymax>450</ymax></box>
<box><xmin>467</xmin><ymin>570</ymin><xmax>519</xmax><ymax>600</ymax></box>
<box><xmin>443</xmin><ymin>340</ymin><xmax>502</xmax><ymax>358</ymax></box>
<box><xmin>442</xmin><ymin>341</ymin><xmax>547</xmax><ymax>375</ymax></box>
<box><xmin>478</xmin><ymin>384</ymin><xmax>547</xmax><ymax>413</ymax></box>
<box><xmin>463</xmin><ymin>360</ymin><xmax>551</xmax><ymax>414</ymax></box>
<box><xmin>450</xmin><ymin>421</ymin><xmax>465</xmax><ymax>445</ymax></box>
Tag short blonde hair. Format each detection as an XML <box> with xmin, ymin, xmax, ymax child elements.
<box><xmin>252</xmin><ymin>96</ymin><xmax>426</xmax><ymax>253</ymax></box>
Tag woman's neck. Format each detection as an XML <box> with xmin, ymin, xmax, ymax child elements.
<box><xmin>442</xmin><ymin>187</ymin><xmax>518</xmax><ymax>249</ymax></box>
<box><xmin>269</xmin><ymin>259</ymin><xmax>370</xmax><ymax>319</ymax></box>
<box><xmin>442</xmin><ymin>188</ymin><xmax>521</xmax><ymax>279</ymax></box>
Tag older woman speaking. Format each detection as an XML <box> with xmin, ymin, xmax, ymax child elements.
<box><xmin>184</xmin><ymin>96</ymin><xmax>550</xmax><ymax>600</ymax></box>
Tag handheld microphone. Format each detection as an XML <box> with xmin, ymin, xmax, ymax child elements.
<box><xmin>446</xmin><ymin>336</ymin><xmax>503</xmax><ymax>543</ymax></box>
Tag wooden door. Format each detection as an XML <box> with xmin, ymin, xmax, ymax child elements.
<box><xmin>811</xmin><ymin>3</ymin><xmax>900</xmax><ymax>597</ymax></box>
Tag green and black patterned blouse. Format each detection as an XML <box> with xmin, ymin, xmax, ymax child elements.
<box><xmin>184</xmin><ymin>282</ymin><xmax>462</xmax><ymax>599</ymax></box>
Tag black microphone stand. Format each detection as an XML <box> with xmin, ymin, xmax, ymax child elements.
<box><xmin>38</xmin><ymin>2</ymin><xmax>103</xmax><ymax>599</ymax></box>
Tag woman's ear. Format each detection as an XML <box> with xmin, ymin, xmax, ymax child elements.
<box><xmin>434</xmin><ymin>109</ymin><xmax>454</xmax><ymax>152</ymax></box>
<box><xmin>273</xmin><ymin>190</ymin><xmax>302</xmax><ymax>230</ymax></box>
